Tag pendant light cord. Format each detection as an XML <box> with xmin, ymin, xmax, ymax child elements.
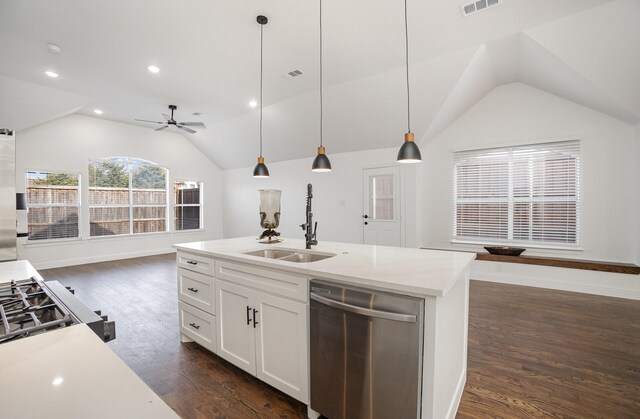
<box><xmin>260</xmin><ymin>23</ymin><xmax>264</xmax><ymax>157</ymax></box>
<box><xmin>319</xmin><ymin>0</ymin><xmax>323</xmax><ymax>148</ymax></box>
<box><xmin>404</xmin><ymin>0</ymin><xmax>411</xmax><ymax>133</ymax></box>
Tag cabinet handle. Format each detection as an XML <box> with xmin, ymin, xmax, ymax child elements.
<box><xmin>253</xmin><ymin>308</ymin><xmax>259</xmax><ymax>328</ymax></box>
<box><xmin>246</xmin><ymin>305</ymin><xmax>252</xmax><ymax>326</ymax></box>
<box><xmin>187</xmin><ymin>287</ymin><xmax>199</xmax><ymax>293</ymax></box>
<box><xmin>189</xmin><ymin>322</ymin><xmax>200</xmax><ymax>330</ymax></box>
<box><xmin>186</xmin><ymin>260</ymin><xmax>198</xmax><ymax>265</ymax></box>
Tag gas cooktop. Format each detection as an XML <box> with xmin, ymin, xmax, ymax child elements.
<box><xmin>0</xmin><ymin>277</ymin><xmax>115</xmax><ymax>344</ymax></box>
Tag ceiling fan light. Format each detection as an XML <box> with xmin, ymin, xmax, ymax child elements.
<box><xmin>397</xmin><ymin>132</ymin><xmax>422</xmax><ymax>163</ymax></box>
<box><xmin>253</xmin><ymin>156</ymin><xmax>270</xmax><ymax>178</ymax></box>
<box><xmin>312</xmin><ymin>146</ymin><xmax>332</xmax><ymax>172</ymax></box>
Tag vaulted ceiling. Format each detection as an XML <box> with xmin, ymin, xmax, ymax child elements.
<box><xmin>0</xmin><ymin>0</ymin><xmax>637</xmax><ymax>169</ymax></box>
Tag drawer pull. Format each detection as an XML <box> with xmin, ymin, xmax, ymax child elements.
<box><xmin>189</xmin><ymin>322</ymin><xmax>200</xmax><ymax>330</ymax></box>
<box><xmin>246</xmin><ymin>305</ymin><xmax>252</xmax><ymax>326</ymax></box>
<box><xmin>186</xmin><ymin>260</ymin><xmax>198</xmax><ymax>265</ymax></box>
<box><xmin>187</xmin><ymin>287</ymin><xmax>199</xmax><ymax>293</ymax></box>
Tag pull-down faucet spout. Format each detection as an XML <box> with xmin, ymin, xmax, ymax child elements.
<box><xmin>300</xmin><ymin>184</ymin><xmax>318</xmax><ymax>249</ymax></box>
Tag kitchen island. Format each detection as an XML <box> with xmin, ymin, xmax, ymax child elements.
<box><xmin>175</xmin><ymin>237</ymin><xmax>475</xmax><ymax>419</ymax></box>
<box><xmin>0</xmin><ymin>260</ymin><xmax>178</xmax><ymax>419</ymax></box>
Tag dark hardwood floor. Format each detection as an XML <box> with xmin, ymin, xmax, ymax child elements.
<box><xmin>41</xmin><ymin>254</ymin><xmax>640</xmax><ymax>418</ymax></box>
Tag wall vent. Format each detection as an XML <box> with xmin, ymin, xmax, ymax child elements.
<box><xmin>287</xmin><ymin>69</ymin><xmax>304</xmax><ymax>78</ymax></box>
<box><xmin>461</xmin><ymin>0</ymin><xmax>502</xmax><ymax>16</ymax></box>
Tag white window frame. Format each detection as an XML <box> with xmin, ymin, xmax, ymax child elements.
<box><xmin>25</xmin><ymin>170</ymin><xmax>82</xmax><ymax>243</ymax></box>
<box><xmin>88</xmin><ymin>157</ymin><xmax>169</xmax><ymax>237</ymax></box>
<box><xmin>452</xmin><ymin>140</ymin><xmax>580</xmax><ymax>249</ymax></box>
<box><xmin>173</xmin><ymin>180</ymin><xmax>204</xmax><ymax>231</ymax></box>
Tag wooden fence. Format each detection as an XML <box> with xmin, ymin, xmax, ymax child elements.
<box><xmin>25</xmin><ymin>185</ymin><xmax>196</xmax><ymax>239</ymax></box>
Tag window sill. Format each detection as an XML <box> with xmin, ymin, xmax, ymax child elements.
<box><xmin>24</xmin><ymin>238</ymin><xmax>84</xmax><ymax>247</ymax></box>
<box><xmin>23</xmin><ymin>229</ymin><xmax>207</xmax><ymax>246</ymax></box>
<box><xmin>475</xmin><ymin>253</ymin><xmax>640</xmax><ymax>275</ymax></box>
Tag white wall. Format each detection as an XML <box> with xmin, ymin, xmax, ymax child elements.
<box><xmin>420</xmin><ymin>82</ymin><xmax>638</xmax><ymax>263</ymax></box>
<box><xmin>223</xmin><ymin>147</ymin><xmax>419</xmax><ymax>248</ymax></box>
<box><xmin>16</xmin><ymin>114</ymin><xmax>224</xmax><ymax>269</ymax></box>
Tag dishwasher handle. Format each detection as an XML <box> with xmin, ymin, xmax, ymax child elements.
<box><xmin>310</xmin><ymin>292</ymin><xmax>417</xmax><ymax>323</ymax></box>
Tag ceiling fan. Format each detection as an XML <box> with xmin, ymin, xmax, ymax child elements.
<box><xmin>135</xmin><ymin>105</ymin><xmax>205</xmax><ymax>134</ymax></box>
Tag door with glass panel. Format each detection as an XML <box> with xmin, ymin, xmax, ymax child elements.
<box><xmin>362</xmin><ymin>166</ymin><xmax>401</xmax><ymax>246</ymax></box>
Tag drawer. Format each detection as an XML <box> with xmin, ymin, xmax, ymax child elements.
<box><xmin>177</xmin><ymin>251</ymin><xmax>214</xmax><ymax>276</ymax></box>
<box><xmin>179</xmin><ymin>301</ymin><xmax>216</xmax><ymax>353</ymax></box>
<box><xmin>215</xmin><ymin>260</ymin><xmax>308</xmax><ymax>302</ymax></box>
<box><xmin>178</xmin><ymin>268</ymin><xmax>215</xmax><ymax>314</ymax></box>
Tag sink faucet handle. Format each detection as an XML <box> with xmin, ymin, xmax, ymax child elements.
<box><xmin>313</xmin><ymin>221</ymin><xmax>317</xmax><ymax>238</ymax></box>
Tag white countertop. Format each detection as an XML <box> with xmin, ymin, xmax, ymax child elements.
<box><xmin>174</xmin><ymin>237</ymin><xmax>475</xmax><ymax>297</ymax></box>
<box><xmin>0</xmin><ymin>259</ymin><xmax>42</xmax><ymax>284</ymax></box>
<box><xmin>0</xmin><ymin>324</ymin><xmax>178</xmax><ymax>419</ymax></box>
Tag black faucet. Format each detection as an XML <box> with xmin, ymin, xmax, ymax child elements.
<box><xmin>300</xmin><ymin>183</ymin><xmax>318</xmax><ymax>249</ymax></box>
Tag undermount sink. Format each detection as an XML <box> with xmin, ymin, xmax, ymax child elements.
<box><xmin>243</xmin><ymin>248</ymin><xmax>336</xmax><ymax>263</ymax></box>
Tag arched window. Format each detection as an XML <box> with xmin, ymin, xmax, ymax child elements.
<box><xmin>88</xmin><ymin>157</ymin><xmax>168</xmax><ymax>236</ymax></box>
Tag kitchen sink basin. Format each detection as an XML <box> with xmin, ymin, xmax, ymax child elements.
<box><xmin>244</xmin><ymin>249</ymin><xmax>297</xmax><ymax>259</ymax></box>
<box><xmin>243</xmin><ymin>248</ymin><xmax>336</xmax><ymax>263</ymax></box>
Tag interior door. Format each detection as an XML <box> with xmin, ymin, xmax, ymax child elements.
<box><xmin>254</xmin><ymin>291</ymin><xmax>309</xmax><ymax>403</ymax></box>
<box><xmin>362</xmin><ymin>166</ymin><xmax>402</xmax><ymax>246</ymax></box>
<box><xmin>216</xmin><ymin>280</ymin><xmax>256</xmax><ymax>375</ymax></box>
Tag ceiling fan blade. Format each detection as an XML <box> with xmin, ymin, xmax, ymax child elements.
<box><xmin>134</xmin><ymin>119</ymin><xmax>164</xmax><ymax>124</ymax></box>
<box><xmin>155</xmin><ymin>125</ymin><xmax>169</xmax><ymax>131</ymax></box>
<box><xmin>161</xmin><ymin>113</ymin><xmax>171</xmax><ymax>121</ymax></box>
<box><xmin>178</xmin><ymin>122</ymin><xmax>206</xmax><ymax>128</ymax></box>
<box><xmin>177</xmin><ymin>125</ymin><xmax>197</xmax><ymax>134</ymax></box>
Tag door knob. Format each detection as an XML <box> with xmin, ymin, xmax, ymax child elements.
<box><xmin>364</xmin><ymin>221</ymin><xmax>368</xmax><ymax>225</ymax></box>
<box><xmin>363</xmin><ymin>214</ymin><xmax>369</xmax><ymax>219</ymax></box>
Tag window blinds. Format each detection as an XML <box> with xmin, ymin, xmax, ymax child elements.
<box><xmin>453</xmin><ymin>140</ymin><xmax>580</xmax><ymax>247</ymax></box>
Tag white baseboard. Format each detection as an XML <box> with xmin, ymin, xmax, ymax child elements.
<box><xmin>446</xmin><ymin>369</ymin><xmax>467</xmax><ymax>419</ymax></box>
<box><xmin>31</xmin><ymin>248</ymin><xmax>176</xmax><ymax>270</ymax></box>
<box><xmin>471</xmin><ymin>260</ymin><xmax>640</xmax><ymax>300</ymax></box>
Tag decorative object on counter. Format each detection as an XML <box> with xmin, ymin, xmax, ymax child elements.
<box><xmin>258</xmin><ymin>189</ymin><xmax>282</xmax><ymax>243</ymax></box>
<box><xmin>484</xmin><ymin>246</ymin><xmax>526</xmax><ymax>256</ymax></box>
<box><xmin>396</xmin><ymin>0</ymin><xmax>422</xmax><ymax>164</ymax></box>
<box><xmin>253</xmin><ymin>15</ymin><xmax>271</xmax><ymax>178</ymax></box>
<box><xmin>300</xmin><ymin>184</ymin><xmax>318</xmax><ymax>249</ymax></box>
<box><xmin>311</xmin><ymin>0</ymin><xmax>332</xmax><ymax>173</ymax></box>
<box><xmin>134</xmin><ymin>104</ymin><xmax>206</xmax><ymax>133</ymax></box>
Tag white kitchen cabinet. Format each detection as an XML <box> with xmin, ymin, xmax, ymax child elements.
<box><xmin>216</xmin><ymin>279</ymin><xmax>256</xmax><ymax>374</ymax></box>
<box><xmin>216</xmin><ymin>279</ymin><xmax>309</xmax><ymax>403</ymax></box>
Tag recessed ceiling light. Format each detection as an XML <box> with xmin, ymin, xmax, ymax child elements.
<box><xmin>52</xmin><ymin>377</ymin><xmax>64</xmax><ymax>386</ymax></box>
<box><xmin>249</xmin><ymin>100</ymin><xmax>258</xmax><ymax>108</ymax></box>
<box><xmin>44</xmin><ymin>70</ymin><xmax>59</xmax><ymax>78</ymax></box>
<box><xmin>94</xmin><ymin>109</ymin><xmax>103</xmax><ymax>115</ymax></box>
<box><xmin>147</xmin><ymin>65</ymin><xmax>160</xmax><ymax>74</ymax></box>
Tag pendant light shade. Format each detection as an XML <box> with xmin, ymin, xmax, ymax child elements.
<box><xmin>312</xmin><ymin>146</ymin><xmax>332</xmax><ymax>172</ymax></box>
<box><xmin>253</xmin><ymin>156</ymin><xmax>270</xmax><ymax>178</ymax></box>
<box><xmin>253</xmin><ymin>15</ymin><xmax>270</xmax><ymax>178</ymax></box>
<box><xmin>312</xmin><ymin>0</ymin><xmax>332</xmax><ymax>172</ymax></box>
<box><xmin>396</xmin><ymin>0</ymin><xmax>422</xmax><ymax>164</ymax></box>
<box><xmin>397</xmin><ymin>132</ymin><xmax>422</xmax><ymax>163</ymax></box>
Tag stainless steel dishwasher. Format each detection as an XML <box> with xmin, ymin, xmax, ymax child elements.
<box><xmin>310</xmin><ymin>279</ymin><xmax>424</xmax><ymax>419</ymax></box>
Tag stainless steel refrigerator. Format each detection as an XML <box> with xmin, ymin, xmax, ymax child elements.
<box><xmin>0</xmin><ymin>128</ymin><xmax>17</xmax><ymax>262</ymax></box>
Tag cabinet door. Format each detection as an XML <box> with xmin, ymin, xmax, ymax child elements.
<box><xmin>254</xmin><ymin>291</ymin><xmax>309</xmax><ymax>404</ymax></box>
<box><xmin>216</xmin><ymin>280</ymin><xmax>256</xmax><ymax>375</ymax></box>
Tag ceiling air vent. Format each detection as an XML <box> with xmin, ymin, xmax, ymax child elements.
<box><xmin>287</xmin><ymin>69</ymin><xmax>304</xmax><ymax>78</ymax></box>
<box><xmin>461</xmin><ymin>0</ymin><xmax>502</xmax><ymax>16</ymax></box>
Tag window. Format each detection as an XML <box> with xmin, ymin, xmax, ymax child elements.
<box><xmin>174</xmin><ymin>181</ymin><xmax>202</xmax><ymax>230</ymax></box>
<box><xmin>89</xmin><ymin>157</ymin><xmax>168</xmax><ymax>236</ymax></box>
<box><xmin>26</xmin><ymin>171</ymin><xmax>80</xmax><ymax>241</ymax></box>
<box><xmin>454</xmin><ymin>140</ymin><xmax>580</xmax><ymax>247</ymax></box>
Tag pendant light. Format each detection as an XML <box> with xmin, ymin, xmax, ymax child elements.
<box><xmin>253</xmin><ymin>15</ymin><xmax>270</xmax><ymax>178</ymax></box>
<box><xmin>397</xmin><ymin>0</ymin><xmax>422</xmax><ymax>163</ymax></box>
<box><xmin>311</xmin><ymin>0</ymin><xmax>332</xmax><ymax>172</ymax></box>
